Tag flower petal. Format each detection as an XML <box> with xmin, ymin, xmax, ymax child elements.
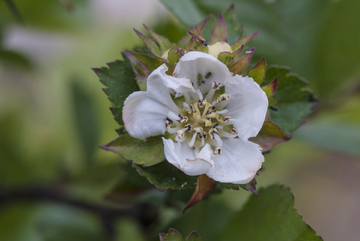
<box><xmin>225</xmin><ymin>75</ymin><xmax>268</xmax><ymax>140</ymax></box>
<box><xmin>123</xmin><ymin>92</ymin><xmax>170</xmax><ymax>140</ymax></box>
<box><xmin>152</xmin><ymin>64</ymin><xmax>194</xmax><ymax>98</ymax></box>
<box><xmin>207</xmin><ymin>139</ymin><xmax>264</xmax><ymax>184</ymax></box>
<box><xmin>146</xmin><ymin>64</ymin><xmax>180</xmax><ymax>112</ymax></box>
<box><xmin>162</xmin><ymin>138</ymin><xmax>214</xmax><ymax>176</ymax></box>
<box><xmin>174</xmin><ymin>51</ymin><xmax>231</xmax><ymax>94</ymax></box>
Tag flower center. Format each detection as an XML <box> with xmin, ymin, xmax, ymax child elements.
<box><xmin>165</xmin><ymin>80</ymin><xmax>238</xmax><ymax>154</ymax></box>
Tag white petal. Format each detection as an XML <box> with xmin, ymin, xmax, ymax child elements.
<box><xmin>162</xmin><ymin>138</ymin><xmax>214</xmax><ymax>176</ymax></box>
<box><xmin>123</xmin><ymin>92</ymin><xmax>170</xmax><ymax>140</ymax></box>
<box><xmin>206</xmin><ymin>139</ymin><xmax>264</xmax><ymax>184</ymax></box>
<box><xmin>174</xmin><ymin>51</ymin><xmax>232</xmax><ymax>94</ymax></box>
<box><xmin>225</xmin><ymin>75</ymin><xmax>268</xmax><ymax>140</ymax></box>
<box><xmin>146</xmin><ymin>64</ymin><xmax>180</xmax><ymax>112</ymax></box>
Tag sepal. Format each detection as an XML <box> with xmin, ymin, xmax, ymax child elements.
<box><xmin>230</xmin><ymin>47</ymin><xmax>255</xmax><ymax>75</ymax></box>
<box><xmin>210</xmin><ymin>13</ymin><xmax>228</xmax><ymax>44</ymax></box>
<box><xmin>247</xmin><ymin>57</ymin><xmax>267</xmax><ymax>85</ymax></box>
<box><xmin>231</xmin><ymin>30</ymin><xmax>261</xmax><ymax>51</ymax></box>
<box><xmin>134</xmin><ymin>28</ymin><xmax>162</xmax><ymax>57</ymax></box>
<box><xmin>249</xmin><ymin>120</ymin><xmax>291</xmax><ymax>152</ymax></box>
<box><xmin>183</xmin><ymin>174</ymin><xmax>216</xmax><ymax>214</ymax></box>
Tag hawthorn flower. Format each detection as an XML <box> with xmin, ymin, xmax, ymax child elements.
<box><xmin>123</xmin><ymin>51</ymin><xmax>268</xmax><ymax>184</ymax></box>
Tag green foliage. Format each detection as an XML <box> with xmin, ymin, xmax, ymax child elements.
<box><xmin>222</xmin><ymin>184</ymin><xmax>323</xmax><ymax>241</ymax></box>
<box><xmin>133</xmin><ymin>161</ymin><xmax>197</xmax><ymax>191</ymax></box>
<box><xmin>159</xmin><ymin>229</ymin><xmax>202</xmax><ymax>241</ymax></box>
<box><xmin>93</xmin><ymin>56</ymin><xmax>140</xmax><ymax>126</ymax></box>
<box><xmin>101</xmin><ymin>134</ymin><xmax>165</xmax><ymax>167</ymax></box>
<box><xmin>70</xmin><ymin>80</ymin><xmax>100</xmax><ymax>165</ymax></box>
<box><xmin>264</xmin><ymin>66</ymin><xmax>318</xmax><ymax>135</ymax></box>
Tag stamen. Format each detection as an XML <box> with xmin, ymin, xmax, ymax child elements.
<box><xmin>183</xmin><ymin>124</ymin><xmax>192</xmax><ymax>132</ymax></box>
<box><xmin>214</xmin><ymin>133</ymin><xmax>223</xmax><ymax>147</ymax></box>
<box><xmin>230</xmin><ymin>127</ymin><xmax>238</xmax><ymax>135</ymax></box>
<box><xmin>188</xmin><ymin>132</ymin><xmax>197</xmax><ymax>147</ymax></box>
<box><xmin>168</xmin><ymin>111</ymin><xmax>181</xmax><ymax>122</ymax></box>
<box><xmin>165</xmin><ymin>120</ymin><xmax>172</xmax><ymax>129</ymax></box>
<box><xmin>219</xmin><ymin>116</ymin><xmax>231</xmax><ymax>123</ymax></box>
<box><xmin>209</xmin><ymin>128</ymin><xmax>219</xmax><ymax>139</ymax></box>
<box><xmin>196</xmin><ymin>89</ymin><xmax>203</xmax><ymax>101</ymax></box>
<box><xmin>214</xmin><ymin>147</ymin><xmax>222</xmax><ymax>155</ymax></box>
<box><xmin>201</xmin><ymin>135</ymin><xmax>205</xmax><ymax>146</ymax></box>
<box><xmin>218</xmin><ymin>109</ymin><xmax>228</xmax><ymax>115</ymax></box>
<box><xmin>193</xmin><ymin>127</ymin><xmax>203</xmax><ymax>134</ymax></box>
<box><xmin>178</xmin><ymin>114</ymin><xmax>188</xmax><ymax>123</ymax></box>
<box><xmin>217</xmin><ymin>94</ymin><xmax>230</xmax><ymax>103</ymax></box>
<box><xmin>207</xmin><ymin>111</ymin><xmax>219</xmax><ymax>119</ymax></box>
<box><xmin>212</xmin><ymin>81</ymin><xmax>221</xmax><ymax>90</ymax></box>
<box><xmin>177</xmin><ymin>129</ymin><xmax>185</xmax><ymax>139</ymax></box>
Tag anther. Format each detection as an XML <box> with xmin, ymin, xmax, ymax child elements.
<box><xmin>212</xmin><ymin>81</ymin><xmax>221</xmax><ymax>90</ymax></box>
<box><xmin>184</xmin><ymin>124</ymin><xmax>192</xmax><ymax>131</ymax></box>
<box><xmin>177</xmin><ymin>129</ymin><xmax>185</xmax><ymax>139</ymax></box>
<box><xmin>230</xmin><ymin>127</ymin><xmax>238</xmax><ymax>135</ymax></box>
<box><xmin>165</xmin><ymin>120</ymin><xmax>172</xmax><ymax>129</ymax></box>
<box><xmin>209</xmin><ymin>128</ymin><xmax>219</xmax><ymax>139</ymax></box>
<box><xmin>217</xmin><ymin>94</ymin><xmax>230</xmax><ymax>103</ymax></box>
<box><xmin>219</xmin><ymin>116</ymin><xmax>231</xmax><ymax>123</ymax></box>
<box><xmin>193</xmin><ymin>127</ymin><xmax>203</xmax><ymax>134</ymax></box>
<box><xmin>178</xmin><ymin>114</ymin><xmax>188</xmax><ymax>123</ymax></box>
<box><xmin>214</xmin><ymin>147</ymin><xmax>222</xmax><ymax>155</ymax></box>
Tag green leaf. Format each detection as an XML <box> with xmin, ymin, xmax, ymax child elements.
<box><xmin>185</xmin><ymin>231</ymin><xmax>203</xmax><ymax>241</ymax></box>
<box><xmin>93</xmin><ymin>55</ymin><xmax>140</xmax><ymax>126</ymax></box>
<box><xmin>160</xmin><ymin>0</ymin><xmax>206</xmax><ymax>27</ymax></box>
<box><xmin>250</xmin><ymin>120</ymin><xmax>291</xmax><ymax>152</ymax></box>
<box><xmin>222</xmin><ymin>4</ymin><xmax>243</xmax><ymax>46</ymax></box>
<box><xmin>264</xmin><ymin>66</ymin><xmax>318</xmax><ymax>135</ymax></box>
<box><xmin>295</xmin><ymin>119</ymin><xmax>360</xmax><ymax>157</ymax></box>
<box><xmin>122</xmin><ymin>51</ymin><xmax>163</xmax><ymax>91</ymax></box>
<box><xmin>221</xmin><ymin>184</ymin><xmax>323</xmax><ymax>241</ymax></box>
<box><xmin>133</xmin><ymin>161</ymin><xmax>197</xmax><ymax>191</ymax></box>
<box><xmin>101</xmin><ymin>134</ymin><xmax>165</xmax><ymax>167</ymax></box>
<box><xmin>160</xmin><ymin>228</ymin><xmax>183</xmax><ymax>241</ymax></box>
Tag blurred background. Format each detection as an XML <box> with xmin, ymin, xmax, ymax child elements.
<box><xmin>0</xmin><ymin>0</ymin><xmax>359</xmax><ymax>240</ymax></box>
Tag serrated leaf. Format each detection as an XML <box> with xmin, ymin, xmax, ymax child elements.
<box><xmin>210</xmin><ymin>14</ymin><xmax>228</xmax><ymax>44</ymax></box>
<box><xmin>134</xmin><ymin>28</ymin><xmax>162</xmax><ymax>57</ymax></box>
<box><xmin>230</xmin><ymin>47</ymin><xmax>255</xmax><ymax>75</ymax></box>
<box><xmin>249</xmin><ymin>120</ymin><xmax>291</xmax><ymax>152</ymax></box>
<box><xmin>247</xmin><ymin>57</ymin><xmax>266</xmax><ymax>85</ymax></box>
<box><xmin>144</xmin><ymin>24</ymin><xmax>173</xmax><ymax>53</ymax></box>
<box><xmin>221</xmin><ymin>184</ymin><xmax>323</xmax><ymax>241</ymax></box>
<box><xmin>217</xmin><ymin>177</ymin><xmax>258</xmax><ymax>195</ymax></box>
<box><xmin>231</xmin><ymin>30</ymin><xmax>261</xmax><ymax>52</ymax></box>
<box><xmin>133</xmin><ymin>161</ymin><xmax>197</xmax><ymax>191</ymax></box>
<box><xmin>185</xmin><ymin>231</ymin><xmax>202</xmax><ymax>241</ymax></box>
<box><xmin>159</xmin><ymin>228</ymin><xmax>183</xmax><ymax>241</ymax></box>
<box><xmin>222</xmin><ymin>4</ymin><xmax>243</xmax><ymax>46</ymax></box>
<box><xmin>100</xmin><ymin>134</ymin><xmax>165</xmax><ymax>167</ymax></box>
<box><xmin>122</xmin><ymin>51</ymin><xmax>163</xmax><ymax>91</ymax></box>
<box><xmin>183</xmin><ymin>174</ymin><xmax>216</xmax><ymax>213</ymax></box>
<box><xmin>93</xmin><ymin>56</ymin><xmax>139</xmax><ymax>126</ymax></box>
<box><xmin>264</xmin><ymin>66</ymin><xmax>318</xmax><ymax>135</ymax></box>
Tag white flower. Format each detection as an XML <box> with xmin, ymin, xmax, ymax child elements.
<box><xmin>123</xmin><ymin>51</ymin><xmax>268</xmax><ymax>184</ymax></box>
